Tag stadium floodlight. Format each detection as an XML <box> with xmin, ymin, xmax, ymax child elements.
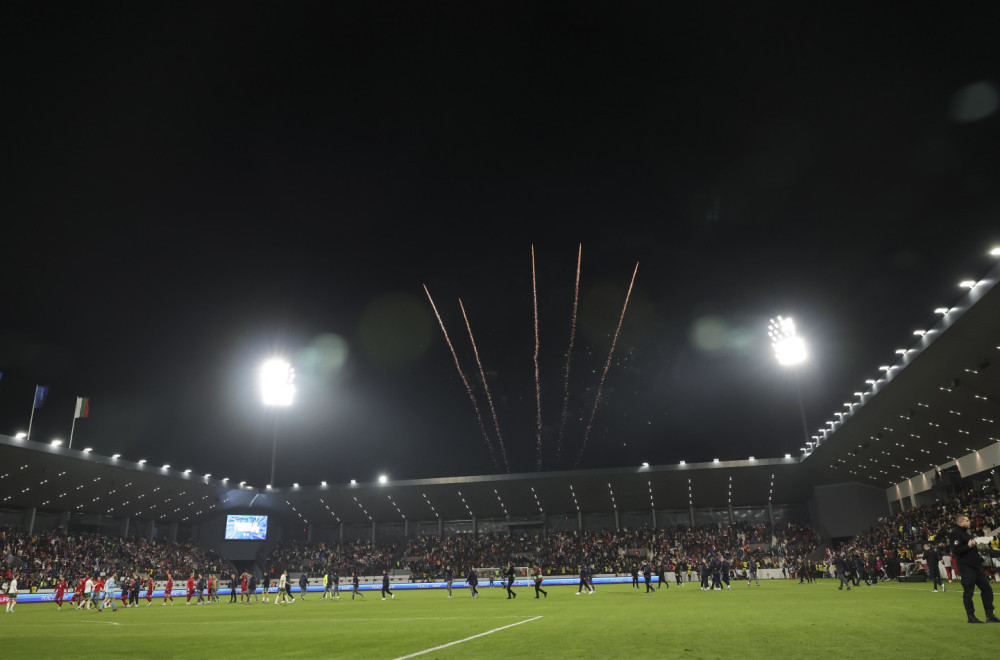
<box><xmin>83</xmin><ymin>447</ymin><xmax>92</xmax><ymax>453</ymax></box>
<box><xmin>51</xmin><ymin>439</ymin><xmax>62</xmax><ymax>446</ymax></box>
<box><xmin>350</xmin><ymin>479</ymin><xmax>357</xmax><ymax>485</ymax></box>
<box><xmin>184</xmin><ymin>469</ymin><xmax>192</xmax><ymax>474</ymax></box>
<box><xmin>785</xmin><ymin>453</ymin><xmax>791</xmax><ymax>459</ymax></box>
<box><xmin>321</xmin><ymin>481</ymin><xmax>327</xmax><ymax>486</ymax></box>
<box><xmin>641</xmin><ymin>462</ymin><xmax>649</xmax><ymax>467</ymax></box>
<box><xmin>960</xmin><ymin>280</ymin><xmax>977</xmax><ymax>288</ymax></box>
<box><xmin>991</xmin><ymin>247</ymin><xmax>1000</xmax><ymax>257</ymax></box>
<box><xmin>112</xmin><ymin>453</ymin><xmax>121</xmax><ymax>459</ymax></box>
<box><xmin>261</xmin><ymin>359</ymin><xmax>295</xmax><ymax>407</ymax></box>
<box><xmin>768</xmin><ymin>316</ymin><xmax>807</xmax><ymax>366</ymax></box>
<box><xmin>913</xmin><ymin>330</ymin><xmax>926</xmax><ymax>336</ymax></box>
<box><xmin>14</xmin><ymin>432</ymin><xmax>27</xmax><ymax>440</ymax></box>
<box><xmin>138</xmin><ymin>459</ymin><xmax>146</xmax><ymax>465</ymax></box>
<box><xmin>292</xmin><ymin>483</ymin><xmax>299</xmax><ymax>488</ymax></box>
<box><xmin>240</xmin><ymin>481</ymin><xmax>246</xmax><ymax>486</ymax></box>
<box><xmin>712</xmin><ymin>458</ymin><xmax>720</xmax><ymax>463</ymax></box>
<box><xmin>748</xmin><ymin>456</ymin><xmax>755</xmax><ymax>461</ymax></box>
<box><xmin>162</xmin><ymin>464</ymin><xmax>170</xmax><ymax>470</ymax></box>
<box><xmin>378</xmin><ymin>474</ymin><xmax>388</xmax><ymax>484</ymax></box>
<box><xmin>934</xmin><ymin>307</ymin><xmax>949</xmax><ymax>314</ymax></box>
<box><xmin>261</xmin><ymin>357</ymin><xmax>296</xmax><ymax>488</ymax></box>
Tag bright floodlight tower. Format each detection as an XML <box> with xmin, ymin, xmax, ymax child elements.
<box><xmin>261</xmin><ymin>358</ymin><xmax>295</xmax><ymax>487</ymax></box>
<box><xmin>768</xmin><ymin>316</ymin><xmax>811</xmax><ymax>453</ymax></box>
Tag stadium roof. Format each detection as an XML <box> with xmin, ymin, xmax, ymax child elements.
<box><xmin>3</xmin><ymin>262</ymin><xmax>998</xmax><ymax>526</ymax></box>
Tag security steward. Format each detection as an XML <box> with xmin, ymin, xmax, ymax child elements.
<box><xmin>951</xmin><ymin>513</ymin><xmax>999</xmax><ymax>623</ymax></box>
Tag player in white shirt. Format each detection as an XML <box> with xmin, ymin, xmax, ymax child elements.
<box><xmin>82</xmin><ymin>576</ymin><xmax>95</xmax><ymax>610</ymax></box>
<box><xmin>274</xmin><ymin>571</ymin><xmax>291</xmax><ymax>605</ymax></box>
<box><xmin>4</xmin><ymin>574</ymin><xmax>16</xmax><ymax>613</ymax></box>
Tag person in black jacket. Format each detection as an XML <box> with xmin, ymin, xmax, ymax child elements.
<box><xmin>505</xmin><ymin>564</ymin><xmax>517</xmax><ymax>599</ymax></box>
<box><xmin>951</xmin><ymin>514</ymin><xmax>998</xmax><ymax>623</ymax></box>
<box><xmin>466</xmin><ymin>568</ymin><xmax>479</xmax><ymax>599</ymax></box>
<box><xmin>351</xmin><ymin>571</ymin><xmax>364</xmax><ymax>600</ymax></box>
<box><xmin>229</xmin><ymin>573</ymin><xmax>239</xmax><ymax>603</ymax></box>
<box><xmin>299</xmin><ymin>573</ymin><xmax>309</xmax><ymax>600</ymax></box>
<box><xmin>642</xmin><ymin>561</ymin><xmax>655</xmax><ymax>593</ymax></box>
<box><xmin>833</xmin><ymin>554</ymin><xmax>851</xmax><ymax>591</ymax></box>
<box><xmin>923</xmin><ymin>543</ymin><xmax>943</xmax><ymax>593</ymax></box>
<box><xmin>381</xmin><ymin>569</ymin><xmax>394</xmax><ymax>600</ymax></box>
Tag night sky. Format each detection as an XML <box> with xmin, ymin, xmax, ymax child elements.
<box><xmin>3</xmin><ymin>3</ymin><xmax>999</xmax><ymax>487</ymax></box>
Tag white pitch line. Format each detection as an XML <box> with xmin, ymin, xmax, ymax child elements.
<box><xmin>393</xmin><ymin>616</ymin><xmax>543</xmax><ymax>660</ymax></box>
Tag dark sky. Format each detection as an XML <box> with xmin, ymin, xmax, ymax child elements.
<box><xmin>2</xmin><ymin>2</ymin><xmax>999</xmax><ymax>487</ymax></box>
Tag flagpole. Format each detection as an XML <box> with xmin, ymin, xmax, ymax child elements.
<box><xmin>27</xmin><ymin>386</ymin><xmax>38</xmax><ymax>441</ymax></box>
<box><xmin>69</xmin><ymin>415</ymin><xmax>78</xmax><ymax>449</ymax></box>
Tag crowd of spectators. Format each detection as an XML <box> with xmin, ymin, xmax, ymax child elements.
<box><xmin>1</xmin><ymin>527</ymin><xmax>233</xmax><ymax>593</ymax></box>
<box><xmin>271</xmin><ymin>522</ymin><xmax>819</xmax><ymax>582</ymax></box>
<box><xmin>833</xmin><ymin>484</ymin><xmax>1000</xmax><ymax>577</ymax></box>
<box><xmin>268</xmin><ymin>538</ymin><xmax>400</xmax><ymax>577</ymax></box>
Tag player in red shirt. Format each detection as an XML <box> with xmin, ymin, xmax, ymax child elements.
<box><xmin>164</xmin><ymin>573</ymin><xmax>174</xmax><ymax>605</ymax></box>
<box><xmin>93</xmin><ymin>578</ymin><xmax>105</xmax><ymax>613</ymax></box>
<box><xmin>54</xmin><ymin>576</ymin><xmax>68</xmax><ymax>610</ymax></box>
<box><xmin>146</xmin><ymin>575</ymin><xmax>155</xmax><ymax>606</ymax></box>
<box><xmin>74</xmin><ymin>579</ymin><xmax>87</xmax><ymax>609</ymax></box>
<box><xmin>186</xmin><ymin>574</ymin><xmax>195</xmax><ymax>604</ymax></box>
<box><xmin>241</xmin><ymin>574</ymin><xmax>248</xmax><ymax>602</ymax></box>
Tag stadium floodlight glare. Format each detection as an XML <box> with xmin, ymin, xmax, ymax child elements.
<box><xmin>768</xmin><ymin>316</ymin><xmax>807</xmax><ymax>366</ymax></box>
<box><xmin>991</xmin><ymin>247</ymin><xmax>1000</xmax><ymax>257</ymax></box>
<box><xmin>785</xmin><ymin>453</ymin><xmax>791</xmax><ymax>459</ymax></box>
<box><xmin>15</xmin><ymin>432</ymin><xmax>27</xmax><ymax>440</ymax></box>
<box><xmin>960</xmin><ymin>280</ymin><xmax>977</xmax><ymax>288</ymax></box>
<box><xmin>82</xmin><ymin>447</ymin><xmax>92</xmax><ymax>453</ymax></box>
<box><xmin>378</xmin><ymin>474</ymin><xmax>388</xmax><ymax>484</ymax></box>
<box><xmin>184</xmin><ymin>469</ymin><xmax>192</xmax><ymax>474</ymax></box>
<box><xmin>293</xmin><ymin>483</ymin><xmax>299</xmax><ymax>488</ymax></box>
<box><xmin>240</xmin><ymin>481</ymin><xmax>246</xmax><ymax>486</ymax></box>
<box><xmin>222</xmin><ymin>477</ymin><xmax>229</xmax><ymax>483</ymax></box>
<box><xmin>138</xmin><ymin>459</ymin><xmax>147</xmax><ymax>465</ymax></box>
<box><xmin>679</xmin><ymin>461</ymin><xmax>685</xmax><ymax>465</ymax></box>
<box><xmin>112</xmin><ymin>454</ymin><xmax>121</xmax><ymax>459</ymax></box>
<box><xmin>162</xmin><ymin>464</ymin><xmax>170</xmax><ymax>470</ymax></box>
<box><xmin>51</xmin><ymin>439</ymin><xmax>62</xmax><ymax>446</ymax></box>
<box><xmin>261</xmin><ymin>359</ymin><xmax>295</xmax><ymax>407</ymax></box>
<box><xmin>913</xmin><ymin>330</ymin><xmax>926</xmax><ymax>336</ymax></box>
<box><xmin>350</xmin><ymin>479</ymin><xmax>357</xmax><ymax>484</ymax></box>
<box><xmin>641</xmin><ymin>462</ymin><xmax>649</xmax><ymax>467</ymax></box>
<box><xmin>321</xmin><ymin>481</ymin><xmax>327</xmax><ymax>486</ymax></box>
<box><xmin>935</xmin><ymin>307</ymin><xmax>949</xmax><ymax>314</ymax></box>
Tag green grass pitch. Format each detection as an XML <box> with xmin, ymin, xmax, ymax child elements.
<box><xmin>2</xmin><ymin>580</ymin><xmax>993</xmax><ymax>658</ymax></box>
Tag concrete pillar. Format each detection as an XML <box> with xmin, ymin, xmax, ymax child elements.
<box><xmin>472</xmin><ymin>516</ymin><xmax>478</xmax><ymax>538</ymax></box>
<box><xmin>577</xmin><ymin>510</ymin><xmax>583</xmax><ymax>532</ymax></box>
<box><xmin>339</xmin><ymin>523</ymin><xmax>344</xmax><ymax>545</ymax></box>
<box><xmin>614</xmin><ymin>509</ymin><xmax>620</xmax><ymax>532</ymax></box>
<box><xmin>26</xmin><ymin>507</ymin><xmax>36</xmax><ymax>534</ymax></box>
<box><xmin>404</xmin><ymin>519</ymin><xmax>409</xmax><ymax>538</ymax></box>
<box><xmin>307</xmin><ymin>523</ymin><xmax>314</xmax><ymax>543</ymax></box>
<box><xmin>728</xmin><ymin>504</ymin><xmax>734</xmax><ymax>524</ymax></box>
<box><xmin>169</xmin><ymin>522</ymin><xmax>178</xmax><ymax>542</ymax></box>
<box><xmin>148</xmin><ymin>521</ymin><xmax>156</xmax><ymax>541</ymax></box>
<box><xmin>767</xmin><ymin>501</ymin><xmax>775</xmax><ymax>535</ymax></box>
<box><xmin>371</xmin><ymin>520</ymin><xmax>377</xmax><ymax>543</ymax></box>
<box><xmin>59</xmin><ymin>511</ymin><xmax>70</xmax><ymax>533</ymax></box>
<box><xmin>651</xmin><ymin>507</ymin><xmax>657</xmax><ymax>529</ymax></box>
<box><xmin>437</xmin><ymin>518</ymin><xmax>443</xmax><ymax>538</ymax></box>
<box><xmin>120</xmin><ymin>517</ymin><xmax>130</xmax><ymax>538</ymax></box>
<box><xmin>689</xmin><ymin>505</ymin><xmax>695</xmax><ymax>527</ymax></box>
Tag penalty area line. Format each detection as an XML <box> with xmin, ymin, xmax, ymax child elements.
<box><xmin>393</xmin><ymin>615</ymin><xmax>542</xmax><ymax>660</ymax></box>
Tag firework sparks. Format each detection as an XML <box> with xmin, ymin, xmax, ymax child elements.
<box><xmin>459</xmin><ymin>298</ymin><xmax>511</xmax><ymax>473</ymax></box>
<box><xmin>532</xmin><ymin>245</ymin><xmax>542</xmax><ymax>470</ymax></box>
<box><xmin>423</xmin><ymin>284</ymin><xmax>499</xmax><ymax>469</ymax></box>
<box><xmin>556</xmin><ymin>243</ymin><xmax>581</xmax><ymax>466</ymax></box>
<box><xmin>574</xmin><ymin>262</ymin><xmax>639</xmax><ymax>468</ymax></box>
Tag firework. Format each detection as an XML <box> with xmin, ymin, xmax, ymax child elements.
<box><xmin>423</xmin><ymin>284</ymin><xmax>499</xmax><ymax>469</ymax></box>
<box><xmin>459</xmin><ymin>298</ymin><xmax>511</xmax><ymax>473</ymax></box>
<box><xmin>532</xmin><ymin>245</ymin><xmax>542</xmax><ymax>470</ymax></box>
<box><xmin>574</xmin><ymin>262</ymin><xmax>639</xmax><ymax>467</ymax></box>
<box><xmin>556</xmin><ymin>243</ymin><xmax>581</xmax><ymax>465</ymax></box>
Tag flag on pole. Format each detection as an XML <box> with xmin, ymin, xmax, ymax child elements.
<box><xmin>75</xmin><ymin>397</ymin><xmax>90</xmax><ymax>419</ymax></box>
<box><xmin>33</xmin><ymin>386</ymin><xmax>49</xmax><ymax>408</ymax></box>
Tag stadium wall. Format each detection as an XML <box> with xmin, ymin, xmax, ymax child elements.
<box><xmin>808</xmin><ymin>482</ymin><xmax>889</xmax><ymax>539</ymax></box>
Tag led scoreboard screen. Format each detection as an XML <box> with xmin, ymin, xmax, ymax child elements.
<box><xmin>225</xmin><ymin>515</ymin><xmax>268</xmax><ymax>541</ymax></box>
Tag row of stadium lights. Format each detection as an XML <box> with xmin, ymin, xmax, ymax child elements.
<box><xmin>835</xmin><ymin>345</ymin><xmax>1000</xmax><ymax>484</ymax></box>
<box><xmin>2</xmin><ymin>460</ymin><xmax>227</xmax><ymax>523</ymax></box>
<box><xmin>807</xmin><ymin>246</ymin><xmax>1000</xmax><ymax>468</ymax></box>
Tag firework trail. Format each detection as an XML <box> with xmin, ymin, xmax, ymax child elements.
<box><xmin>574</xmin><ymin>262</ymin><xmax>639</xmax><ymax>468</ymax></box>
<box><xmin>556</xmin><ymin>243</ymin><xmax>582</xmax><ymax>466</ymax></box>
<box><xmin>423</xmin><ymin>284</ymin><xmax>499</xmax><ymax>470</ymax></box>
<box><xmin>459</xmin><ymin>298</ymin><xmax>511</xmax><ymax>473</ymax></box>
<box><xmin>532</xmin><ymin>245</ymin><xmax>542</xmax><ymax>471</ymax></box>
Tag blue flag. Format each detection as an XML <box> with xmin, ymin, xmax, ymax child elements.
<box><xmin>33</xmin><ymin>385</ymin><xmax>49</xmax><ymax>408</ymax></box>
